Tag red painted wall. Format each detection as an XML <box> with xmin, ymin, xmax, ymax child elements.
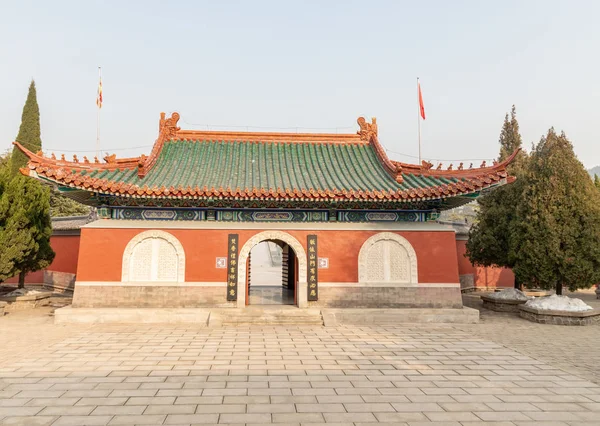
<box><xmin>3</xmin><ymin>235</ymin><xmax>80</xmax><ymax>284</ymax></box>
<box><xmin>455</xmin><ymin>239</ymin><xmax>514</xmax><ymax>288</ymax></box>
<box><xmin>77</xmin><ymin>228</ymin><xmax>460</xmax><ymax>284</ymax></box>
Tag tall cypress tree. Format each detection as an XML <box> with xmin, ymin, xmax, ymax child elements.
<box><xmin>499</xmin><ymin>105</ymin><xmax>523</xmax><ymax>162</ymax></box>
<box><xmin>511</xmin><ymin>129</ymin><xmax>600</xmax><ymax>294</ymax></box>
<box><xmin>0</xmin><ymin>82</ymin><xmax>55</xmax><ymax>287</ymax></box>
<box><xmin>0</xmin><ymin>174</ymin><xmax>54</xmax><ymax>287</ymax></box>
<box><xmin>595</xmin><ymin>174</ymin><xmax>600</xmax><ymax>191</ymax></box>
<box><xmin>10</xmin><ymin>80</ymin><xmax>90</xmax><ymax>217</ymax></box>
<box><xmin>11</xmin><ymin>81</ymin><xmax>41</xmax><ymax>176</ymax></box>
<box><xmin>466</xmin><ymin>106</ymin><xmax>526</xmax><ymax>283</ymax></box>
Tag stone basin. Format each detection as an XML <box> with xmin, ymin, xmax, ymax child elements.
<box><xmin>0</xmin><ymin>290</ymin><xmax>53</xmax><ymax>312</ymax></box>
<box><xmin>518</xmin><ymin>304</ymin><xmax>600</xmax><ymax>326</ymax></box>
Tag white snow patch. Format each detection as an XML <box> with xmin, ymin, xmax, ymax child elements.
<box><xmin>525</xmin><ymin>295</ymin><xmax>593</xmax><ymax>312</ymax></box>
<box><xmin>2</xmin><ymin>288</ymin><xmax>43</xmax><ymax>297</ymax></box>
<box><xmin>487</xmin><ymin>288</ymin><xmax>530</xmax><ymax>301</ymax></box>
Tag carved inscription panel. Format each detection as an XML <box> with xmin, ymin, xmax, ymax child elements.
<box><xmin>366</xmin><ymin>240</ymin><xmax>385</xmax><ymax>282</ymax></box>
<box><xmin>130</xmin><ymin>239</ymin><xmax>153</xmax><ymax>282</ymax></box>
<box><xmin>358</xmin><ymin>232</ymin><xmax>418</xmax><ymax>285</ymax></box>
<box><xmin>129</xmin><ymin>237</ymin><xmax>178</xmax><ymax>282</ymax></box>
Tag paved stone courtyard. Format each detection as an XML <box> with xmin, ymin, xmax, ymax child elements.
<box><xmin>1</xmin><ymin>293</ymin><xmax>599</xmax><ymax>425</ymax></box>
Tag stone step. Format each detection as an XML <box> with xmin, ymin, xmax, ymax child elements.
<box><xmin>209</xmin><ymin>307</ymin><xmax>323</xmax><ymax>326</ymax></box>
<box><xmin>222</xmin><ymin>320</ymin><xmax>324</xmax><ymax>326</ymax></box>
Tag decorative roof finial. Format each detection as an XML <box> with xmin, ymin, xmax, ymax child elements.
<box><xmin>421</xmin><ymin>160</ymin><xmax>433</xmax><ymax>170</ymax></box>
<box><xmin>159</xmin><ymin>112</ymin><xmax>181</xmax><ymax>141</ymax></box>
<box><xmin>356</xmin><ymin>117</ymin><xmax>378</xmax><ymax>141</ymax></box>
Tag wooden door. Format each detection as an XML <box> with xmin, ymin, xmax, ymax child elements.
<box><xmin>245</xmin><ymin>255</ymin><xmax>250</xmax><ymax>306</ymax></box>
<box><xmin>294</xmin><ymin>256</ymin><xmax>298</xmax><ymax>306</ymax></box>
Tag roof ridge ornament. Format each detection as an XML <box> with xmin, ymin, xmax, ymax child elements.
<box><xmin>357</xmin><ymin>117</ymin><xmax>377</xmax><ymax>142</ymax></box>
<box><xmin>159</xmin><ymin>112</ymin><xmax>181</xmax><ymax>141</ymax></box>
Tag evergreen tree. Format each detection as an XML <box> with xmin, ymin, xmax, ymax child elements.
<box><xmin>510</xmin><ymin>129</ymin><xmax>600</xmax><ymax>294</ymax></box>
<box><xmin>0</xmin><ymin>174</ymin><xmax>54</xmax><ymax>288</ymax></box>
<box><xmin>1</xmin><ymin>82</ymin><xmax>55</xmax><ymax>287</ymax></box>
<box><xmin>466</xmin><ymin>106</ymin><xmax>526</xmax><ymax>281</ymax></box>
<box><xmin>10</xmin><ymin>81</ymin><xmax>89</xmax><ymax>217</ymax></box>
<box><xmin>499</xmin><ymin>105</ymin><xmax>522</xmax><ymax>162</ymax></box>
<box><xmin>50</xmin><ymin>193</ymin><xmax>90</xmax><ymax>217</ymax></box>
<box><xmin>595</xmin><ymin>174</ymin><xmax>600</xmax><ymax>191</ymax></box>
<box><xmin>11</xmin><ymin>81</ymin><xmax>41</xmax><ymax>176</ymax></box>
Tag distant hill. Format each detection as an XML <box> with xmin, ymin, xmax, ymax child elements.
<box><xmin>589</xmin><ymin>166</ymin><xmax>600</xmax><ymax>178</ymax></box>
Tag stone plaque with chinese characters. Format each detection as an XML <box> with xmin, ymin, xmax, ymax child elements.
<box><xmin>226</xmin><ymin>234</ymin><xmax>239</xmax><ymax>301</ymax></box>
<box><xmin>318</xmin><ymin>257</ymin><xmax>329</xmax><ymax>269</ymax></box>
<box><xmin>307</xmin><ymin>235</ymin><xmax>318</xmax><ymax>301</ymax></box>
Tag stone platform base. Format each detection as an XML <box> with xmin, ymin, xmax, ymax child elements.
<box><xmin>323</xmin><ymin>307</ymin><xmax>479</xmax><ymax>326</ymax></box>
<box><xmin>54</xmin><ymin>306</ymin><xmax>479</xmax><ymax>325</ymax></box>
<box><xmin>518</xmin><ymin>305</ymin><xmax>600</xmax><ymax>326</ymax></box>
<box><xmin>55</xmin><ymin>306</ymin><xmax>212</xmax><ymax>325</ymax></box>
<box><xmin>481</xmin><ymin>295</ymin><xmax>527</xmax><ymax>313</ymax></box>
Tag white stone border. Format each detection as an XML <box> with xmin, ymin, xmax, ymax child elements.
<box><xmin>121</xmin><ymin>230</ymin><xmax>186</xmax><ymax>283</ymax></box>
<box><xmin>319</xmin><ymin>282</ymin><xmax>458</xmax><ymax>288</ymax></box>
<box><xmin>358</xmin><ymin>232</ymin><xmax>418</xmax><ymax>285</ymax></box>
<box><xmin>76</xmin><ymin>281</ymin><xmax>225</xmax><ymax>287</ymax></box>
<box><xmin>237</xmin><ymin>231</ymin><xmax>308</xmax><ymax>308</ymax></box>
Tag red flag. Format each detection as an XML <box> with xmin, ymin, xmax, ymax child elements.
<box><xmin>96</xmin><ymin>77</ymin><xmax>103</xmax><ymax>109</ymax></box>
<box><xmin>418</xmin><ymin>82</ymin><xmax>425</xmax><ymax>120</ymax></box>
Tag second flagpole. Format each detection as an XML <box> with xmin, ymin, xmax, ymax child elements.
<box><xmin>96</xmin><ymin>67</ymin><xmax>101</xmax><ymax>159</ymax></box>
<box><xmin>417</xmin><ymin>77</ymin><xmax>421</xmax><ymax>164</ymax></box>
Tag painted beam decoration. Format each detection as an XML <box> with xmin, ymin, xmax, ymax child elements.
<box><xmin>307</xmin><ymin>235</ymin><xmax>318</xmax><ymax>301</ymax></box>
<box><xmin>227</xmin><ymin>234</ymin><xmax>239</xmax><ymax>301</ymax></box>
<box><xmin>107</xmin><ymin>207</ymin><xmax>440</xmax><ymax>222</ymax></box>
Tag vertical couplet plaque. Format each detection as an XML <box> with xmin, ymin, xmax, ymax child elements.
<box><xmin>307</xmin><ymin>234</ymin><xmax>318</xmax><ymax>301</ymax></box>
<box><xmin>226</xmin><ymin>234</ymin><xmax>239</xmax><ymax>301</ymax></box>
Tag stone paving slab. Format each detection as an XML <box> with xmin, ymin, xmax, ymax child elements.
<box><xmin>1</xmin><ymin>299</ymin><xmax>600</xmax><ymax>425</ymax></box>
<box><xmin>459</xmin><ymin>290</ymin><xmax>600</xmax><ymax>385</ymax></box>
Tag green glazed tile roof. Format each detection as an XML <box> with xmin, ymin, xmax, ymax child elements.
<box><xmin>85</xmin><ymin>140</ymin><xmax>406</xmax><ymax>192</ymax></box>
<box><xmin>19</xmin><ymin>134</ymin><xmax>512</xmax><ymax>203</ymax></box>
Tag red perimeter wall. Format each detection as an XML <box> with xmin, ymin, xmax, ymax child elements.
<box><xmin>4</xmin><ymin>229</ymin><xmax>515</xmax><ymax>289</ymax></box>
<box><xmin>77</xmin><ymin>228</ymin><xmax>460</xmax><ymax>284</ymax></box>
<box><xmin>4</xmin><ymin>235</ymin><xmax>80</xmax><ymax>285</ymax></box>
<box><xmin>455</xmin><ymin>239</ymin><xmax>514</xmax><ymax>288</ymax></box>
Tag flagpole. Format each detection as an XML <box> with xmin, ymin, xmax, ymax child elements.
<box><xmin>96</xmin><ymin>66</ymin><xmax>101</xmax><ymax>159</ymax></box>
<box><xmin>417</xmin><ymin>77</ymin><xmax>422</xmax><ymax>164</ymax></box>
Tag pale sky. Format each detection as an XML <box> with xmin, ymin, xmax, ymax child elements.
<box><xmin>1</xmin><ymin>0</ymin><xmax>598</xmax><ymax>168</ymax></box>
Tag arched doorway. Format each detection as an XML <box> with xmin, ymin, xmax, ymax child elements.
<box><xmin>237</xmin><ymin>231</ymin><xmax>308</xmax><ymax>308</ymax></box>
<box><xmin>247</xmin><ymin>240</ymin><xmax>297</xmax><ymax>305</ymax></box>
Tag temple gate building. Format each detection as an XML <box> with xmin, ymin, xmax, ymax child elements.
<box><xmin>16</xmin><ymin>112</ymin><xmax>517</xmax><ymax>312</ymax></box>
